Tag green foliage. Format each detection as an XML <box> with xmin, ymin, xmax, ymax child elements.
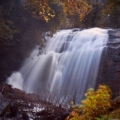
<box><xmin>68</xmin><ymin>85</ymin><xmax>112</xmax><ymax>120</ymax></box>
<box><xmin>96</xmin><ymin>108</ymin><xmax>120</xmax><ymax>120</ymax></box>
<box><xmin>0</xmin><ymin>18</ymin><xmax>17</xmax><ymax>51</ymax></box>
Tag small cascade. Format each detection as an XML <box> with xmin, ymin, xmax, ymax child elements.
<box><xmin>7</xmin><ymin>28</ymin><xmax>108</xmax><ymax>102</ymax></box>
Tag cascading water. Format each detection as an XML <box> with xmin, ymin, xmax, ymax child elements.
<box><xmin>7</xmin><ymin>28</ymin><xmax>108</xmax><ymax>102</ymax></box>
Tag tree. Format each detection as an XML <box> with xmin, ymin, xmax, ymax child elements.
<box><xmin>68</xmin><ymin>85</ymin><xmax>112</xmax><ymax>120</ymax></box>
<box><xmin>0</xmin><ymin>18</ymin><xmax>17</xmax><ymax>54</ymax></box>
<box><xmin>25</xmin><ymin>0</ymin><xmax>92</xmax><ymax>22</ymax></box>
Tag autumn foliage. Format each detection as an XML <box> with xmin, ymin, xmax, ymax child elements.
<box><xmin>25</xmin><ymin>0</ymin><xmax>92</xmax><ymax>22</ymax></box>
<box><xmin>67</xmin><ymin>85</ymin><xmax>112</xmax><ymax>120</ymax></box>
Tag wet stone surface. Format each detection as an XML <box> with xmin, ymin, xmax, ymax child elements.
<box><xmin>0</xmin><ymin>84</ymin><xmax>70</xmax><ymax>120</ymax></box>
<box><xmin>98</xmin><ymin>29</ymin><xmax>120</xmax><ymax>97</ymax></box>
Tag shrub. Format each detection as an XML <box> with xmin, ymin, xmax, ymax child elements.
<box><xmin>68</xmin><ymin>85</ymin><xmax>112</xmax><ymax>120</ymax></box>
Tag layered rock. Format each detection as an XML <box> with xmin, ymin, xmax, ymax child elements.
<box><xmin>98</xmin><ymin>29</ymin><xmax>120</xmax><ymax>97</ymax></box>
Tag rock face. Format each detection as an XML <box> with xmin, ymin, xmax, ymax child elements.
<box><xmin>0</xmin><ymin>84</ymin><xmax>70</xmax><ymax>119</ymax></box>
<box><xmin>98</xmin><ymin>29</ymin><xmax>120</xmax><ymax>97</ymax></box>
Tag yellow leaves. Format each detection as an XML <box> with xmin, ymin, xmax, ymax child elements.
<box><xmin>51</xmin><ymin>14</ymin><xmax>55</xmax><ymax>18</ymax></box>
<box><xmin>26</xmin><ymin>0</ymin><xmax>55</xmax><ymax>22</ymax></box>
<box><xmin>26</xmin><ymin>0</ymin><xmax>92</xmax><ymax>22</ymax></box>
<box><xmin>62</xmin><ymin>0</ymin><xmax>92</xmax><ymax>21</ymax></box>
<box><xmin>39</xmin><ymin>12</ymin><xmax>43</xmax><ymax>15</ymax></box>
<box><xmin>44</xmin><ymin>17</ymin><xmax>49</xmax><ymax>22</ymax></box>
<box><xmin>70</xmin><ymin>111</ymin><xmax>81</xmax><ymax>120</ymax></box>
<box><xmin>69</xmin><ymin>85</ymin><xmax>112</xmax><ymax>120</ymax></box>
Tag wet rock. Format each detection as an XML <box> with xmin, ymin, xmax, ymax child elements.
<box><xmin>0</xmin><ymin>104</ymin><xmax>10</xmax><ymax>117</ymax></box>
<box><xmin>0</xmin><ymin>84</ymin><xmax>70</xmax><ymax>120</ymax></box>
<box><xmin>56</xmin><ymin>112</ymin><xmax>69</xmax><ymax>120</ymax></box>
<box><xmin>109</xmin><ymin>29</ymin><xmax>120</xmax><ymax>38</ymax></box>
<box><xmin>21</xmin><ymin>112</ymin><xmax>29</xmax><ymax>120</ymax></box>
<box><xmin>72</xmin><ymin>28</ymin><xmax>81</xmax><ymax>32</ymax></box>
<box><xmin>10</xmin><ymin>103</ymin><xmax>18</xmax><ymax>117</ymax></box>
<box><xmin>36</xmin><ymin>110</ymin><xmax>51</xmax><ymax>116</ymax></box>
<box><xmin>97</xmin><ymin>29</ymin><xmax>120</xmax><ymax>97</ymax></box>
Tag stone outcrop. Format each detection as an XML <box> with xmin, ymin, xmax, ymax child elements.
<box><xmin>98</xmin><ymin>29</ymin><xmax>120</xmax><ymax>97</ymax></box>
<box><xmin>0</xmin><ymin>84</ymin><xmax>70</xmax><ymax>119</ymax></box>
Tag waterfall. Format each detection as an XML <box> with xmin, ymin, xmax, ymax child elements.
<box><xmin>7</xmin><ymin>28</ymin><xmax>108</xmax><ymax>102</ymax></box>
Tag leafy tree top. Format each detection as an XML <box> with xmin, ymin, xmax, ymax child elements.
<box><xmin>25</xmin><ymin>0</ymin><xmax>92</xmax><ymax>22</ymax></box>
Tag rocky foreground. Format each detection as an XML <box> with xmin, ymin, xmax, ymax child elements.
<box><xmin>0</xmin><ymin>84</ymin><xmax>70</xmax><ymax>120</ymax></box>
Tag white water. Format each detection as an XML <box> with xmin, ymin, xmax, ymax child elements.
<box><xmin>7</xmin><ymin>28</ymin><xmax>108</xmax><ymax>101</ymax></box>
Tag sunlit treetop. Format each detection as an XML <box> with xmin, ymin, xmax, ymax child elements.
<box><xmin>61</xmin><ymin>0</ymin><xmax>92</xmax><ymax>21</ymax></box>
<box><xmin>25</xmin><ymin>0</ymin><xmax>55</xmax><ymax>22</ymax></box>
<box><xmin>25</xmin><ymin>0</ymin><xmax>92</xmax><ymax>22</ymax></box>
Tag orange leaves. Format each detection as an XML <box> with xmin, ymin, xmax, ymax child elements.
<box><xmin>26</xmin><ymin>0</ymin><xmax>55</xmax><ymax>22</ymax></box>
<box><xmin>62</xmin><ymin>0</ymin><xmax>92</xmax><ymax>21</ymax></box>
<box><xmin>26</xmin><ymin>0</ymin><xmax>92</xmax><ymax>22</ymax></box>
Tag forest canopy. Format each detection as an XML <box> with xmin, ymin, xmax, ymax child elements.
<box><xmin>25</xmin><ymin>0</ymin><xmax>120</xmax><ymax>28</ymax></box>
<box><xmin>25</xmin><ymin>0</ymin><xmax>92</xmax><ymax>22</ymax></box>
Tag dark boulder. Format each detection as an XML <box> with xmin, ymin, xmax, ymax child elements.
<box><xmin>10</xmin><ymin>103</ymin><xmax>19</xmax><ymax>117</ymax></box>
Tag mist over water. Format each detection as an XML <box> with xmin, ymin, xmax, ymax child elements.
<box><xmin>7</xmin><ymin>28</ymin><xmax>108</xmax><ymax>102</ymax></box>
